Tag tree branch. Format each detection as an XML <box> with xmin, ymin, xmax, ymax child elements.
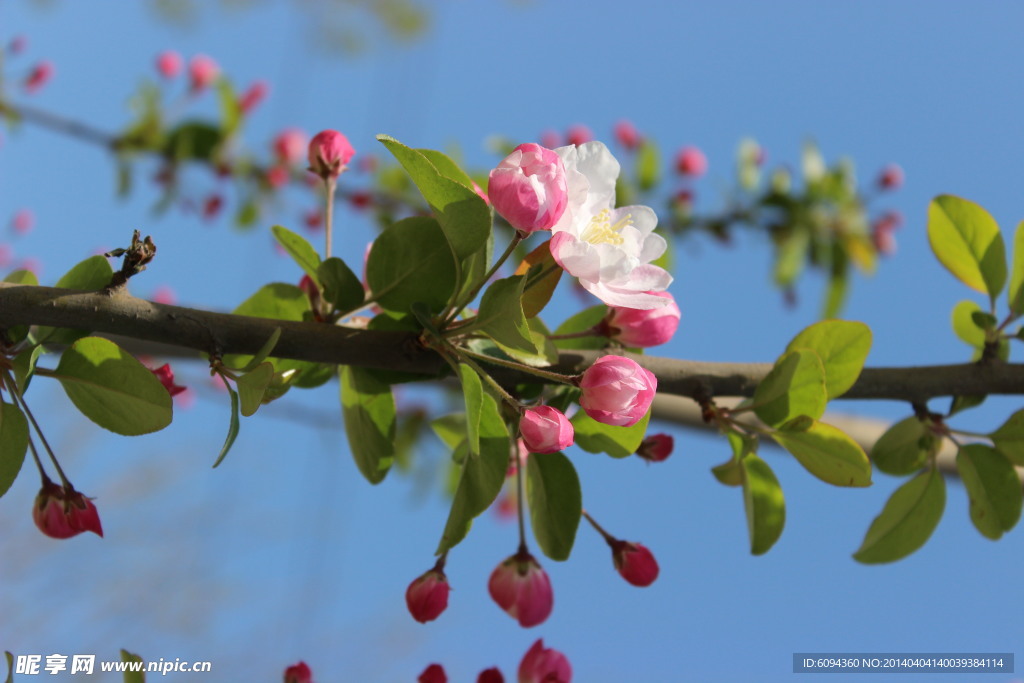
<box><xmin>3</xmin><ymin>282</ymin><xmax>1024</xmax><ymax>402</ymax></box>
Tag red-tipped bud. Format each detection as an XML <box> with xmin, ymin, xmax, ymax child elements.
<box><xmin>33</xmin><ymin>481</ymin><xmax>103</xmax><ymax>539</ymax></box>
<box><xmin>188</xmin><ymin>54</ymin><xmax>219</xmax><ymax>92</ymax></box>
<box><xmin>606</xmin><ymin>291</ymin><xmax>681</xmax><ymax>348</ymax></box>
<box><xmin>308</xmin><ymin>130</ymin><xmax>355</xmax><ymax>180</ymax></box>
<box><xmin>151</xmin><ymin>363</ymin><xmax>187</xmax><ymax>397</ymax></box>
<box><xmin>239</xmin><ymin>80</ymin><xmax>269</xmax><ymax>114</ymax></box>
<box><xmin>636</xmin><ymin>433</ymin><xmax>673</xmax><ymax>462</ymax></box>
<box><xmin>612</xmin><ymin>541</ymin><xmax>659</xmax><ymax>587</ymax></box>
<box><xmin>477</xmin><ymin>667</ymin><xmax>505</xmax><ymax>683</ymax></box>
<box><xmin>519</xmin><ymin>406</ymin><xmax>574</xmax><ymax>454</ymax></box>
<box><xmin>156</xmin><ymin>51</ymin><xmax>182</xmax><ymax>79</ymax></box>
<box><xmin>273</xmin><ymin>128</ymin><xmax>308</xmax><ymax>166</ymax></box>
<box><xmin>565</xmin><ymin>124</ymin><xmax>593</xmax><ymax>147</ymax></box>
<box><xmin>518</xmin><ymin>639</ymin><xmax>572</xmax><ymax>683</ymax></box>
<box><xmin>876</xmin><ymin>163</ymin><xmax>904</xmax><ymax>190</ymax></box>
<box><xmin>202</xmin><ymin>194</ymin><xmax>224</xmax><ymax>221</ymax></box>
<box><xmin>405</xmin><ymin>569</ymin><xmax>450</xmax><ymax>624</ymax></box>
<box><xmin>418</xmin><ymin>664</ymin><xmax>447</xmax><ymax>683</ymax></box>
<box><xmin>488</xmin><ymin>550</ymin><xmax>553</xmax><ymax>628</ymax></box>
<box><xmin>283</xmin><ymin>661</ymin><xmax>312</xmax><ymax>683</ymax></box>
<box><xmin>24</xmin><ymin>60</ymin><xmax>54</xmax><ymax>94</ymax></box>
<box><xmin>675</xmin><ymin>146</ymin><xmax>707</xmax><ymax>177</ymax></box>
<box><xmin>613</xmin><ymin>119</ymin><xmax>641</xmax><ymax>151</ymax></box>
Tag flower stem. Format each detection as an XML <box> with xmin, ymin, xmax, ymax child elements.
<box><xmin>515</xmin><ymin>437</ymin><xmax>527</xmax><ymax>554</ymax></box>
<box><xmin>323</xmin><ymin>176</ymin><xmax>338</xmax><ymax>259</ymax></box>
<box><xmin>2</xmin><ymin>370</ymin><xmax>70</xmax><ymax>486</ymax></box>
<box><xmin>451</xmin><ymin>348</ymin><xmax>522</xmax><ymax>410</ymax></box>
<box><xmin>457</xmin><ymin>347</ymin><xmax>580</xmax><ymax>386</ymax></box>
<box><xmin>443</xmin><ymin>232</ymin><xmax>524</xmax><ymax>328</ymax></box>
<box><xmin>582</xmin><ymin>509</ymin><xmax>616</xmax><ymax>545</ymax></box>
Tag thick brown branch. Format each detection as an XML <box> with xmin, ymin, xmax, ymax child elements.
<box><xmin>3</xmin><ymin>282</ymin><xmax>1024</xmax><ymax>401</ymax></box>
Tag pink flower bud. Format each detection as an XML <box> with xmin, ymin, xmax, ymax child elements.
<box><xmin>202</xmin><ymin>194</ymin><xmax>224</xmax><ymax>221</ymax></box>
<box><xmin>872</xmin><ymin>226</ymin><xmax>897</xmax><ymax>256</ymax></box>
<box><xmin>33</xmin><ymin>481</ymin><xmax>103</xmax><ymax>539</ymax></box>
<box><xmin>303</xmin><ymin>210</ymin><xmax>323</xmax><ymax>231</ymax></box>
<box><xmin>539</xmin><ymin>130</ymin><xmax>562</xmax><ymax>149</ymax></box>
<box><xmin>488</xmin><ymin>143</ymin><xmax>568</xmax><ymax>233</ymax></box>
<box><xmin>188</xmin><ymin>54</ymin><xmax>219</xmax><ymax>92</ymax></box>
<box><xmin>612</xmin><ymin>541</ymin><xmax>659</xmax><ymax>586</ymax></box>
<box><xmin>477</xmin><ymin>667</ymin><xmax>505</xmax><ymax>683</ymax></box>
<box><xmin>675</xmin><ymin>146</ymin><xmax>707</xmax><ymax>177</ymax></box>
<box><xmin>405</xmin><ymin>569</ymin><xmax>450</xmax><ymax>623</ymax></box>
<box><xmin>151</xmin><ymin>363</ymin><xmax>187</xmax><ymax>397</ymax></box>
<box><xmin>418</xmin><ymin>664</ymin><xmax>447</xmax><ymax>683</ymax></box>
<box><xmin>152</xmin><ymin>285</ymin><xmax>177</xmax><ymax>305</ymax></box>
<box><xmin>156</xmin><ymin>51</ymin><xmax>182</xmax><ymax>79</ymax></box>
<box><xmin>349</xmin><ymin>191</ymin><xmax>372</xmax><ymax>210</ymax></box>
<box><xmin>307</xmin><ymin>130</ymin><xmax>355</xmax><ymax>180</ymax></box>
<box><xmin>518</xmin><ymin>639</ymin><xmax>572</xmax><ymax>683</ymax></box>
<box><xmin>283</xmin><ymin>661</ymin><xmax>312</xmax><ymax>683</ymax></box>
<box><xmin>606</xmin><ymin>291</ymin><xmax>681</xmax><ymax>348</ymax></box>
<box><xmin>636</xmin><ymin>433</ymin><xmax>673</xmax><ymax>462</ymax></box>
<box><xmin>11</xmin><ymin>208</ymin><xmax>35</xmax><ymax>235</ymax></box>
<box><xmin>613</xmin><ymin>120</ymin><xmax>641</xmax><ymax>151</ymax></box>
<box><xmin>239</xmin><ymin>80</ymin><xmax>269</xmax><ymax>114</ymax></box>
<box><xmin>877</xmin><ymin>163</ymin><xmax>904</xmax><ymax>190</ymax></box>
<box><xmin>488</xmin><ymin>550</ymin><xmax>553</xmax><ymax>628</ymax></box>
<box><xmin>265</xmin><ymin>165</ymin><xmax>289</xmax><ymax>189</ymax></box>
<box><xmin>579</xmin><ymin>356</ymin><xmax>657</xmax><ymax>427</ymax></box>
<box><xmin>24</xmin><ymin>60</ymin><xmax>53</xmax><ymax>94</ymax></box>
<box><xmin>519</xmin><ymin>406</ymin><xmax>573</xmax><ymax>454</ymax></box>
<box><xmin>565</xmin><ymin>124</ymin><xmax>593</xmax><ymax>147</ymax></box>
<box><xmin>273</xmin><ymin>128</ymin><xmax>308</xmax><ymax>166</ymax></box>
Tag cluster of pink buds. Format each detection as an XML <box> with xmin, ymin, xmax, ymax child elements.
<box><xmin>33</xmin><ymin>478</ymin><xmax>103</xmax><ymax>539</ymax></box>
<box><xmin>417</xmin><ymin>639</ymin><xmax>571</xmax><ymax>683</ymax></box>
<box><xmin>872</xmin><ymin>210</ymin><xmax>903</xmax><ymax>256</ymax></box>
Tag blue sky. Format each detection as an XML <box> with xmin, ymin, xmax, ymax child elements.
<box><xmin>1</xmin><ymin>2</ymin><xmax>1023</xmax><ymax>681</ymax></box>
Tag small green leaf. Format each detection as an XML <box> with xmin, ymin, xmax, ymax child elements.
<box><xmin>527</xmin><ymin>451</ymin><xmax>582</xmax><ymax>561</ymax></box>
<box><xmin>853</xmin><ymin>468</ymin><xmax>945</xmax><ymax>564</ymax></box>
<box><xmin>212</xmin><ymin>381</ymin><xmax>240</xmax><ymax>468</ymax></box>
<box><xmin>635</xmin><ymin>139</ymin><xmax>661</xmax><ymax>192</ymax></box>
<box><xmin>216</xmin><ymin>79</ymin><xmax>242</xmax><ymax>135</ymax></box>
<box><xmin>4</xmin><ymin>269</ymin><xmax>38</xmax><ymax>286</ymax></box>
<box><xmin>475</xmin><ymin>275</ymin><xmax>534</xmax><ymax>353</ymax></box>
<box><xmin>571</xmin><ymin>408</ymin><xmax>651</xmax><ymax>458</ymax></box>
<box><xmin>36</xmin><ymin>255</ymin><xmax>115</xmax><ymax>345</ymax></box>
<box><xmin>164</xmin><ymin>120</ymin><xmax>223</xmax><ymax>161</ymax></box>
<box><xmin>752</xmin><ymin>349</ymin><xmax>827</xmax><ymax>427</ymax></box>
<box><xmin>5</xmin><ymin>651</ymin><xmax>13</xmax><ymax>683</ymax></box>
<box><xmin>12</xmin><ymin>345</ymin><xmax>42</xmax><ymax>394</ymax></box>
<box><xmin>950</xmin><ymin>299</ymin><xmax>987</xmax><ymax>354</ymax></box>
<box><xmin>272</xmin><ymin>225</ymin><xmax>322</xmax><ymax>283</ymax></box>
<box><xmin>1009</xmin><ymin>220</ymin><xmax>1024</xmax><ymax>315</ymax></box>
<box><xmin>948</xmin><ymin>394</ymin><xmax>986</xmax><ymax>417</ymax></box>
<box><xmin>120</xmin><ymin>649</ymin><xmax>145</xmax><ymax>683</ymax></box>
<box><xmin>240</xmin><ymin>327</ymin><xmax>282</xmax><ymax>373</ymax></box>
<box><xmin>0</xmin><ymin>402</ymin><xmax>28</xmax><ymax>499</ymax></box>
<box><xmin>927</xmin><ymin>194</ymin><xmax>1006</xmax><ymax>300</ymax></box>
<box><xmin>869</xmin><ymin>417</ymin><xmax>938</xmax><ymax>475</ymax></box>
<box><xmin>54</xmin><ymin>337</ymin><xmax>173</xmax><ymax>435</ymax></box>
<box><xmin>773</xmin><ymin>418</ymin><xmax>872</xmax><ymax>486</ymax></box>
<box><xmin>366</xmin><ymin>216</ymin><xmax>457</xmax><ymax>313</ymax></box>
<box><xmin>711</xmin><ymin>458</ymin><xmax>743</xmax><ymax>486</ymax></box>
<box><xmin>956</xmin><ymin>444</ymin><xmax>1023</xmax><ymax>540</ymax></box>
<box><xmin>318</xmin><ymin>257</ymin><xmax>365</xmax><ymax>313</ymax></box>
<box><xmin>971</xmin><ymin>310</ymin><xmax>998</xmax><ymax>331</ymax></box>
<box><xmin>431</xmin><ymin>414</ymin><xmax>467</xmax><ymax>450</ymax></box>
<box><xmin>340</xmin><ymin>366</ymin><xmax>396</xmax><ymax>484</ymax></box>
<box><xmin>552</xmin><ymin>305</ymin><xmax>608</xmax><ymax>350</ymax></box>
<box><xmin>417</xmin><ymin>148</ymin><xmax>479</xmax><ymax>189</ymax></box>
<box><xmin>741</xmin><ymin>453</ymin><xmax>786</xmax><ymax>555</ymax></box>
<box><xmin>991</xmin><ymin>409</ymin><xmax>1024</xmax><ymax>466</ymax></box>
<box><xmin>236</xmin><ymin>362</ymin><xmax>274</xmax><ymax>417</ymax></box>
<box><xmin>785</xmin><ymin>320</ymin><xmax>872</xmax><ymax>398</ymax></box>
<box><xmin>773</xmin><ymin>229</ymin><xmax>809</xmax><ymax>288</ymax></box>
<box><xmin>459</xmin><ymin>364</ymin><xmax>483</xmax><ymax>455</ymax></box>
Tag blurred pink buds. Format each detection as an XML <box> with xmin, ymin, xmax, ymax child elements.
<box><xmin>872</xmin><ymin>210</ymin><xmax>903</xmax><ymax>256</ymax></box>
<box><xmin>9</xmin><ymin>35</ymin><xmax>27</xmax><ymax>55</ymax></box>
<box><xmin>156</xmin><ymin>51</ymin><xmax>182</xmax><ymax>79</ymax></box>
<box><xmin>579</xmin><ymin>355</ymin><xmax>657</xmax><ymax>427</ymax></box>
<box><xmin>636</xmin><ymin>433</ymin><xmax>673</xmax><ymax>462</ymax></box>
<box><xmin>24</xmin><ymin>60</ymin><xmax>54</xmax><ymax>94</ymax></box>
<box><xmin>188</xmin><ymin>54</ymin><xmax>219</xmax><ymax>92</ymax></box>
<box><xmin>488</xmin><ymin>143</ymin><xmax>568</xmax><ymax>233</ymax></box>
<box><xmin>477</xmin><ymin>667</ymin><xmax>505</xmax><ymax>683</ymax></box>
<box><xmin>283</xmin><ymin>661</ymin><xmax>312</xmax><ymax>683</ymax></box>
<box><xmin>488</xmin><ymin>549</ymin><xmax>553</xmax><ymax>628</ymax></box>
<box><xmin>606</xmin><ymin>291</ymin><xmax>680</xmax><ymax>348</ymax></box>
<box><xmin>308</xmin><ymin>130</ymin><xmax>355</xmax><ymax>181</ymax></box>
<box><xmin>151</xmin><ymin>363</ymin><xmax>187</xmax><ymax>397</ymax></box>
<box><xmin>11</xmin><ymin>208</ymin><xmax>35</xmax><ymax>235</ymax></box>
<box><xmin>518</xmin><ymin>639</ymin><xmax>572</xmax><ymax>683</ymax></box>
<box><xmin>613</xmin><ymin>120</ymin><xmax>641</xmax><ymax>151</ymax></box>
<box><xmin>405</xmin><ymin>568</ymin><xmax>450</xmax><ymax>624</ymax></box>
<box><xmin>876</xmin><ymin>163</ymin><xmax>904</xmax><ymax>190</ymax></box>
<box><xmin>519</xmin><ymin>406</ymin><xmax>573</xmax><ymax>454</ymax></box>
<box><xmin>565</xmin><ymin>124</ymin><xmax>593</xmax><ymax>147</ymax></box>
<box><xmin>274</xmin><ymin>128</ymin><xmax>308</xmax><ymax>166</ymax></box>
<box><xmin>675</xmin><ymin>146</ymin><xmax>707</xmax><ymax>177</ymax></box>
<box><xmin>612</xmin><ymin>541</ymin><xmax>660</xmax><ymax>587</ymax></box>
<box><xmin>33</xmin><ymin>480</ymin><xmax>103</xmax><ymax>539</ymax></box>
<box><xmin>418</xmin><ymin>664</ymin><xmax>447</xmax><ymax>683</ymax></box>
<box><xmin>239</xmin><ymin>80</ymin><xmax>269</xmax><ymax>114</ymax></box>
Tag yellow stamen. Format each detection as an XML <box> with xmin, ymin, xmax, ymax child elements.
<box><xmin>580</xmin><ymin>209</ymin><xmax>633</xmax><ymax>246</ymax></box>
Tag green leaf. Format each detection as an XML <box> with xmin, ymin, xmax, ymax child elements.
<box><xmin>216</xmin><ymin>79</ymin><xmax>242</xmax><ymax>135</ymax></box>
<box><xmin>417</xmin><ymin>148</ymin><xmax>479</xmax><ymax>189</ymax></box>
<box><xmin>785</xmin><ymin>320</ymin><xmax>872</xmax><ymax>398</ymax></box>
<box><xmin>527</xmin><ymin>451</ymin><xmax>582</xmax><ymax>561</ymax></box>
<box><xmin>240</xmin><ymin>327</ymin><xmax>282</xmax><ymax>373</ymax></box>
<box><xmin>459</xmin><ymin>364</ymin><xmax>483</xmax><ymax>455</ymax></box>
<box><xmin>272</xmin><ymin>225</ymin><xmax>322</xmax><ymax>284</ymax></box>
<box><xmin>54</xmin><ymin>337</ymin><xmax>173</xmax><ymax>435</ymax></box>
<box><xmin>949</xmin><ymin>394</ymin><xmax>986</xmax><ymax>417</ymax></box>
<box><xmin>236</xmin><ymin>362</ymin><xmax>274</xmax><ymax>417</ymax></box>
<box><xmin>712</xmin><ymin>431</ymin><xmax>751</xmax><ymax>487</ymax></box>
<box><xmin>5</xmin><ymin>651</ymin><xmax>13</xmax><ymax>683</ymax></box>
<box><xmin>991</xmin><ymin>409</ymin><xmax>1024</xmax><ymax>466</ymax></box>
<box><xmin>552</xmin><ymin>305</ymin><xmax>608</xmax><ymax>350</ymax></box>
<box><xmin>366</xmin><ymin>216</ymin><xmax>457</xmax><ymax>313</ymax></box>
<box><xmin>514</xmin><ymin>240</ymin><xmax>563</xmax><ymax>318</ymax></box>
<box><xmin>340</xmin><ymin>366</ymin><xmax>395</xmax><ymax>484</ymax></box>
<box><xmin>956</xmin><ymin>444</ymin><xmax>1023</xmax><ymax>540</ymax></box>
<box><xmin>752</xmin><ymin>349</ymin><xmax>827</xmax><ymax>427</ymax></box>
<box><xmin>950</xmin><ymin>299</ymin><xmax>987</xmax><ymax>353</ymax></box>
<box><xmin>773</xmin><ymin>229</ymin><xmax>809</xmax><ymax>288</ymax></box>
<box><xmin>635</xmin><ymin>139</ymin><xmax>661</xmax><ymax>192</ymax></box>
<box><xmin>853</xmin><ymin>468</ymin><xmax>946</xmax><ymax>564</ymax></box>
<box><xmin>318</xmin><ymin>257</ymin><xmax>365</xmax><ymax>313</ymax></box>
<box><xmin>164</xmin><ymin>120</ymin><xmax>223</xmax><ymax>161</ymax></box>
<box><xmin>431</xmin><ymin>414</ymin><xmax>467</xmax><ymax>450</ymax></box>
<box><xmin>1009</xmin><ymin>220</ymin><xmax>1024</xmax><ymax>315</ymax></box>
<box><xmin>474</xmin><ymin>275</ymin><xmax>534</xmax><ymax>352</ymax></box>
<box><xmin>927</xmin><ymin>194</ymin><xmax>1006</xmax><ymax>300</ymax></box>
<box><xmin>571</xmin><ymin>408</ymin><xmax>651</xmax><ymax>458</ymax></box>
<box><xmin>233</xmin><ymin>282</ymin><xmax>309</xmax><ymax>321</ymax></box>
<box><xmin>773</xmin><ymin>417</ymin><xmax>872</xmax><ymax>486</ymax></box>
<box><xmin>741</xmin><ymin>454</ymin><xmax>786</xmax><ymax>555</ymax></box>
<box><xmin>212</xmin><ymin>382</ymin><xmax>240</xmax><ymax>468</ymax></box>
<box><xmin>12</xmin><ymin>345</ymin><xmax>42</xmax><ymax>394</ymax></box>
<box><xmin>869</xmin><ymin>417</ymin><xmax>938</xmax><ymax>475</ymax></box>
<box><xmin>4</xmin><ymin>269</ymin><xmax>38</xmax><ymax>285</ymax></box>
<box><xmin>822</xmin><ymin>247</ymin><xmax>849</xmax><ymax>319</ymax></box>
<box><xmin>971</xmin><ymin>310</ymin><xmax>998</xmax><ymax>331</ymax></box>
<box><xmin>437</xmin><ymin>391</ymin><xmax>510</xmax><ymax>554</ymax></box>
<box><xmin>0</xmin><ymin>402</ymin><xmax>28</xmax><ymax>499</ymax></box>
<box><xmin>377</xmin><ymin>136</ymin><xmax>491</xmax><ymax>260</ymax></box>
<box><xmin>120</xmin><ymin>649</ymin><xmax>145</xmax><ymax>683</ymax></box>
<box><xmin>36</xmin><ymin>255</ymin><xmax>115</xmax><ymax>345</ymax></box>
